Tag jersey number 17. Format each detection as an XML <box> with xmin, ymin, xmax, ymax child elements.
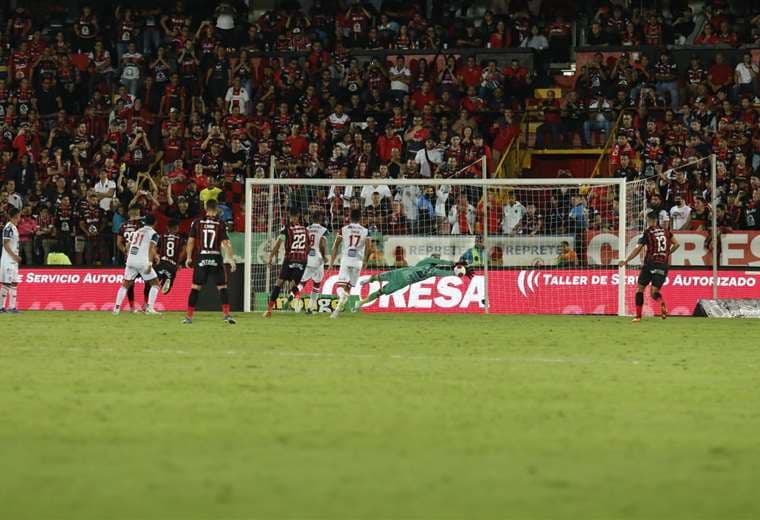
<box><xmin>202</xmin><ymin>228</ymin><xmax>216</xmax><ymax>249</ymax></box>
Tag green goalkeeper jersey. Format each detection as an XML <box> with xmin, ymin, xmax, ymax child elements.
<box><xmin>383</xmin><ymin>257</ymin><xmax>455</xmax><ymax>287</ymax></box>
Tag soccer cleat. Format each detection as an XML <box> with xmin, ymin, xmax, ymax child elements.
<box><xmin>305</xmin><ymin>307</ymin><xmax>312</xmax><ymax>315</ymax></box>
<box><xmin>631</xmin><ymin>317</ymin><xmax>641</xmax><ymax>323</ymax></box>
<box><xmin>330</xmin><ymin>310</ymin><xmax>339</xmax><ymax>319</ymax></box>
<box><xmin>132</xmin><ymin>307</ymin><xmax>141</xmax><ymax>314</ymax></box>
<box><xmin>224</xmin><ymin>315</ymin><xmax>236</xmax><ymax>324</ymax></box>
<box><xmin>181</xmin><ymin>317</ymin><xmax>192</xmax><ymax>324</ymax></box>
<box><xmin>144</xmin><ymin>308</ymin><xmax>161</xmax><ymax>316</ymax></box>
<box><xmin>0</xmin><ymin>308</ymin><xmax>6</xmax><ymax>313</ymax></box>
<box><xmin>262</xmin><ymin>310</ymin><xmax>272</xmax><ymax>318</ymax></box>
<box><xmin>162</xmin><ymin>278</ymin><xmax>172</xmax><ymax>294</ymax></box>
<box><xmin>112</xmin><ymin>307</ymin><xmax>120</xmax><ymax>316</ymax></box>
<box><xmin>660</xmin><ymin>301</ymin><xmax>668</xmax><ymax>320</ymax></box>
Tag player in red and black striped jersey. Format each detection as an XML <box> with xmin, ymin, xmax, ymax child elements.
<box><xmin>263</xmin><ymin>208</ymin><xmax>313</xmax><ymax>317</ymax></box>
<box><xmin>620</xmin><ymin>212</ymin><xmax>680</xmax><ymax>322</ymax></box>
<box><xmin>117</xmin><ymin>205</ymin><xmax>144</xmax><ymax>311</ymax></box>
<box><xmin>183</xmin><ymin>199</ymin><xmax>236</xmax><ymax>324</ymax></box>
<box><xmin>156</xmin><ymin>219</ymin><xmax>186</xmax><ymax>295</ymax></box>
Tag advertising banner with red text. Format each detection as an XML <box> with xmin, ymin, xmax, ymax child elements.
<box><xmin>14</xmin><ymin>267</ymin><xmax>760</xmax><ymax>315</ymax></box>
<box><xmin>315</xmin><ymin>268</ymin><xmax>760</xmax><ymax>316</ymax></box>
<box><xmin>16</xmin><ymin>268</ymin><xmax>193</xmax><ymax>311</ymax></box>
<box><xmin>587</xmin><ymin>231</ymin><xmax>760</xmax><ymax>267</ymax></box>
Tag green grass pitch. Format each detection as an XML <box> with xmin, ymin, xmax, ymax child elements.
<box><xmin>1</xmin><ymin>311</ymin><xmax>759</xmax><ymax>520</ymax></box>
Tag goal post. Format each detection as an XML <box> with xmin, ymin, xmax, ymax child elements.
<box><xmin>244</xmin><ymin>177</ymin><xmax>629</xmax><ymax>316</ymax></box>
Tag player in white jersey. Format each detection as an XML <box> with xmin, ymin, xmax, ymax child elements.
<box><xmin>113</xmin><ymin>215</ymin><xmax>162</xmax><ymax>315</ymax></box>
<box><xmin>0</xmin><ymin>207</ymin><xmax>22</xmax><ymax>313</ymax></box>
<box><xmin>301</xmin><ymin>211</ymin><xmax>328</xmax><ymax>314</ymax></box>
<box><xmin>328</xmin><ymin>208</ymin><xmax>370</xmax><ymax>318</ymax></box>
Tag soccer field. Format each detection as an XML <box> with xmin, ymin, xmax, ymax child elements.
<box><xmin>1</xmin><ymin>312</ymin><xmax>759</xmax><ymax>520</ymax></box>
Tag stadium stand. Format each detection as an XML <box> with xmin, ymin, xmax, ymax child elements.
<box><xmin>0</xmin><ymin>0</ymin><xmax>758</xmax><ymax>266</ymax></box>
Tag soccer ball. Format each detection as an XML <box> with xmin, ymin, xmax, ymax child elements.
<box><xmin>453</xmin><ymin>264</ymin><xmax>466</xmax><ymax>277</ymax></box>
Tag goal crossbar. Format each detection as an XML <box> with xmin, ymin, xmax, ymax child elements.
<box><xmin>245</xmin><ymin>178</ymin><xmax>627</xmax><ymax>187</ymax></box>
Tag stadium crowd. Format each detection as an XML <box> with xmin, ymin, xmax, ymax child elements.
<box><xmin>0</xmin><ymin>0</ymin><xmax>758</xmax><ymax>267</ymax></box>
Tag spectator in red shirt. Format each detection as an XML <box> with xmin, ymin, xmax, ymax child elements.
<box><xmin>708</xmin><ymin>53</ymin><xmax>734</xmax><ymax>93</ymax></box>
<box><xmin>535</xmin><ymin>90</ymin><xmax>563</xmax><ymax>149</ymax></box>
<box><xmin>161</xmin><ymin>127</ymin><xmax>184</xmax><ymax>172</ymax></box>
<box><xmin>456</xmin><ymin>56</ymin><xmax>482</xmax><ymax>90</ymax></box>
<box><xmin>716</xmin><ymin>20</ymin><xmax>738</xmax><ymax>47</ymax></box>
<box><xmin>695</xmin><ymin>23</ymin><xmax>718</xmax><ymax>45</ymax></box>
<box><xmin>377</xmin><ymin>126</ymin><xmax>402</xmax><ymax>164</ymax></box>
<box><xmin>411</xmin><ymin>81</ymin><xmax>436</xmax><ymax>112</ymax></box>
<box><xmin>490</xmin><ymin>109</ymin><xmax>520</xmax><ymax>157</ymax></box>
<box><xmin>643</xmin><ymin>14</ymin><xmax>662</xmax><ymax>45</ymax></box>
<box><xmin>166</xmin><ymin>159</ymin><xmax>188</xmax><ymax>196</ymax></box>
<box><xmin>285</xmin><ymin>124</ymin><xmax>308</xmax><ymax>157</ymax></box>
<box><xmin>503</xmin><ymin>58</ymin><xmax>531</xmax><ymax>105</ymax></box>
<box><xmin>489</xmin><ymin>20</ymin><xmax>511</xmax><ymax>49</ymax></box>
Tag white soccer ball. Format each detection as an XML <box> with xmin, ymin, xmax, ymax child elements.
<box><xmin>453</xmin><ymin>264</ymin><xmax>466</xmax><ymax>277</ymax></box>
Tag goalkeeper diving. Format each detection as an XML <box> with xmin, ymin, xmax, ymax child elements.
<box><xmin>359</xmin><ymin>257</ymin><xmax>473</xmax><ymax>307</ymax></box>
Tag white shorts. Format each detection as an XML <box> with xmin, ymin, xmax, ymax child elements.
<box><xmin>302</xmin><ymin>264</ymin><xmax>324</xmax><ymax>284</ymax></box>
<box><xmin>0</xmin><ymin>262</ymin><xmax>20</xmax><ymax>284</ymax></box>
<box><xmin>337</xmin><ymin>263</ymin><xmax>361</xmax><ymax>287</ymax></box>
<box><xmin>124</xmin><ymin>262</ymin><xmax>158</xmax><ymax>282</ymax></box>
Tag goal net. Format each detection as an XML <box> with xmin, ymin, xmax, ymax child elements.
<box><xmin>244</xmin><ymin>177</ymin><xmax>630</xmax><ymax>315</ymax></box>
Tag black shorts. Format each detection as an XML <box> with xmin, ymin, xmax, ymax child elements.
<box><xmin>192</xmin><ymin>255</ymin><xmax>227</xmax><ymax>286</ymax></box>
<box><xmin>279</xmin><ymin>261</ymin><xmax>306</xmax><ymax>284</ymax></box>
<box><xmin>638</xmin><ymin>263</ymin><xmax>668</xmax><ymax>289</ymax></box>
<box><xmin>156</xmin><ymin>260</ymin><xmax>178</xmax><ymax>290</ymax></box>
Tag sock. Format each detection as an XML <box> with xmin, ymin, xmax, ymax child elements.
<box><xmin>337</xmin><ymin>286</ymin><xmax>349</xmax><ymax>307</ymax></box>
<box><xmin>269</xmin><ymin>285</ymin><xmax>281</xmax><ymax>306</ymax></box>
<box><xmin>635</xmin><ymin>292</ymin><xmax>644</xmax><ymax>318</ymax></box>
<box><xmin>126</xmin><ymin>285</ymin><xmax>135</xmax><ymax>309</ymax></box>
<box><xmin>143</xmin><ymin>283</ymin><xmax>151</xmax><ymax>306</ymax></box>
<box><xmin>8</xmin><ymin>286</ymin><xmax>16</xmax><ymax>309</ymax></box>
<box><xmin>187</xmin><ymin>288</ymin><xmax>199</xmax><ymax>318</ymax></box>
<box><xmin>0</xmin><ymin>285</ymin><xmax>7</xmax><ymax>309</ymax></box>
<box><xmin>219</xmin><ymin>287</ymin><xmax>230</xmax><ymax>315</ymax></box>
<box><xmin>310</xmin><ymin>289</ymin><xmax>319</xmax><ymax>308</ymax></box>
<box><xmin>651</xmin><ymin>291</ymin><xmax>665</xmax><ymax>313</ymax></box>
<box><xmin>115</xmin><ymin>286</ymin><xmax>127</xmax><ymax>310</ymax></box>
<box><xmin>148</xmin><ymin>285</ymin><xmax>158</xmax><ymax>309</ymax></box>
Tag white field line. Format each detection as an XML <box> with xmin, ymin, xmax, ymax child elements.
<box><xmin>4</xmin><ymin>345</ymin><xmax>604</xmax><ymax>365</ymax></box>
